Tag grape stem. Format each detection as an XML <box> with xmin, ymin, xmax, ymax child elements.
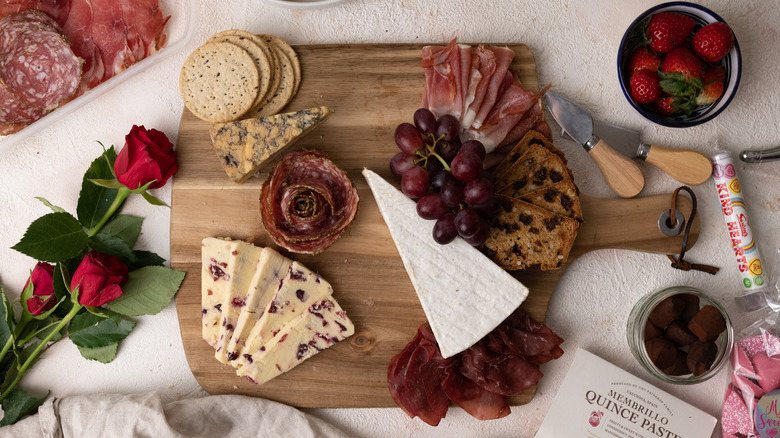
<box><xmin>416</xmin><ymin>133</ymin><xmax>451</xmax><ymax>172</ymax></box>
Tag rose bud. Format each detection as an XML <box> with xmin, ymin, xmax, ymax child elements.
<box><xmin>24</xmin><ymin>262</ymin><xmax>56</xmax><ymax>316</ymax></box>
<box><xmin>114</xmin><ymin>125</ymin><xmax>178</xmax><ymax>189</ymax></box>
<box><xmin>70</xmin><ymin>251</ymin><xmax>129</xmax><ymax>307</ymax></box>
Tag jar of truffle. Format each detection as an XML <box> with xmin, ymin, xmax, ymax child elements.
<box><xmin>627</xmin><ymin>286</ymin><xmax>734</xmax><ymax>384</ymax></box>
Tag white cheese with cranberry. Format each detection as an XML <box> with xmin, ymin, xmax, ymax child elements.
<box><xmin>362</xmin><ymin>168</ymin><xmax>529</xmax><ymax>358</ymax></box>
<box><xmin>232</xmin><ymin>261</ymin><xmax>334</xmax><ymax>370</ymax></box>
<box><xmin>236</xmin><ymin>297</ymin><xmax>355</xmax><ymax>385</ymax></box>
<box><xmin>224</xmin><ymin>247</ymin><xmax>292</xmax><ymax>362</ymax></box>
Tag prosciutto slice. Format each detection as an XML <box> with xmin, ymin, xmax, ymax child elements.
<box><xmin>421</xmin><ymin>39</ymin><xmax>469</xmax><ymax>121</ymax></box>
<box><xmin>61</xmin><ymin>0</ymin><xmax>104</xmax><ymax>91</ymax></box>
<box><xmin>466</xmin><ymin>72</ymin><xmax>549</xmax><ymax>153</ymax></box>
<box><xmin>260</xmin><ymin>151</ymin><xmax>359</xmax><ymax>254</ymax></box>
<box><xmin>387</xmin><ymin>309</ymin><xmax>564</xmax><ymax>425</ymax></box>
<box><xmin>463</xmin><ymin>45</ymin><xmax>514</xmax><ymax>130</ymax></box>
<box><xmin>0</xmin><ymin>0</ymin><xmax>70</xmax><ymax>26</ymax></box>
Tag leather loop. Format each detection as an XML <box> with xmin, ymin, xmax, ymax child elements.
<box><xmin>666</xmin><ymin>186</ymin><xmax>720</xmax><ymax>275</ymax></box>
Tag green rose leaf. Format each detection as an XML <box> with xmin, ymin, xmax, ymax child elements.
<box><xmin>35</xmin><ymin>197</ymin><xmax>67</xmax><ymax>213</ymax></box>
<box><xmin>88</xmin><ymin>179</ymin><xmax>125</xmax><ymax>189</ymax></box>
<box><xmin>77</xmin><ymin>343</ymin><xmax>118</xmax><ymax>363</ymax></box>
<box><xmin>142</xmin><ymin>192</ymin><xmax>168</xmax><ymax>207</ymax></box>
<box><xmin>106</xmin><ymin>266</ymin><xmax>185</xmax><ymax>317</ymax></box>
<box><xmin>0</xmin><ymin>389</ymin><xmax>47</xmax><ymax>426</ymax></box>
<box><xmin>101</xmin><ymin>215</ymin><xmax>143</xmax><ymax>248</ymax></box>
<box><xmin>0</xmin><ymin>285</ymin><xmax>15</xmax><ymax>348</ymax></box>
<box><xmin>88</xmin><ymin>233</ymin><xmax>137</xmax><ymax>263</ymax></box>
<box><xmin>128</xmin><ymin>251</ymin><xmax>165</xmax><ymax>271</ymax></box>
<box><xmin>77</xmin><ymin>147</ymin><xmax>120</xmax><ymax>229</ymax></box>
<box><xmin>68</xmin><ymin>311</ymin><xmax>135</xmax><ymax>349</ymax></box>
<box><xmin>11</xmin><ymin>212</ymin><xmax>88</xmax><ymax>262</ymax></box>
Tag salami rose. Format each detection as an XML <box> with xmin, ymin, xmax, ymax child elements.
<box><xmin>260</xmin><ymin>151</ymin><xmax>359</xmax><ymax>254</ymax></box>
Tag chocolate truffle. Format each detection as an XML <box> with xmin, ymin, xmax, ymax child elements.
<box><xmin>688</xmin><ymin>305</ymin><xmax>727</xmax><ymax>342</ymax></box>
<box><xmin>687</xmin><ymin>341</ymin><xmax>718</xmax><ymax>375</ymax></box>
<box><xmin>644</xmin><ymin>321</ymin><xmax>664</xmax><ymax>340</ymax></box>
<box><xmin>677</xmin><ymin>293</ymin><xmax>700</xmax><ymax>323</ymax></box>
<box><xmin>648</xmin><ymin>295</ymin><xmax>685</xmax><ymax>328</ymax></box>
<box><xmin>645</xmin><ymin>337</ymin><xmax>678</xmax><ymax>370</ymax></box>
<box><xmin>665</xmin><ymin>320</ymin><xmax>698</xmax><ymax>347</ymax></box>
<box><xmin>662</xmin><ymin>350</ymin><xmax>691</xmax><ymax>376</ymax></box>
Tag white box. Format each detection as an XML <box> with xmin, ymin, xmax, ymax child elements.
<box><xmin>535</xmin><ymin>348</ymin><xmax>716</xmax><ymax>438</ymax></box>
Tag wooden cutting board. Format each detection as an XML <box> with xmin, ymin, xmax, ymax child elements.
<box><xmin>171</xmin><ymin>44</ymin><xmax>699</xmax><ymax>408</ymax></box>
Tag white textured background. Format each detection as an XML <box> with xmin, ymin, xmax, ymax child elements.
<box><xmin>1</xmin><ymin>0</ymin><xmax>779</xmax><ymax>436</ymax></box>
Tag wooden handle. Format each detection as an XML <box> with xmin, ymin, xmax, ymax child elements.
<box><xmin>645</xmin><ymin>145</ymin><xmax>712</xmax><ymax>185</ymax></box>
<box><xmin>588</xmin><ymin>138</ymin><xmax>645</xmax><ymax>198</ymax></box>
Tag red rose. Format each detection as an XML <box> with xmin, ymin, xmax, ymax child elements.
<box><xmin>24</xmin><ymin>262</ymin><xmax>56</xmax><ymax>316</ymax></box>
<box><xmin>114</xmin><ymin>125</ymin><xmax>178</xmax><ymax>189</ymax></box>
<box><xmin>70</xmin><ymin>251</ymin><xmax>129</xmax><ymax>307</ymax></box>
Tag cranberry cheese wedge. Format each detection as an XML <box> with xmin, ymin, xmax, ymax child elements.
<box><xmin>232</xmin><ymin>261</ymin><xmax>335</xmax><ymax>370</ymax></box>
<box><xmin>362</xmin><ymin>168</ymin><xmax>529</xmax><ymax>358</ymax></box>
<box><xmin>236</xmin><ymin>297</ymin><xmax>355</xmax><ymax>385</ymax></box>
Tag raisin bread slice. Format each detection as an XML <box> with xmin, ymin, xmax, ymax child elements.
<box><xmin>481</xmin><ymin>195</ymin><xmax>580</xmax><ymax>271</ymax></box>
<box><xmin>492</xmin><ymin>144</ymin><xmax>553</xmax><ymax>193</ymax></box>
<box><xmin>516</xmin><ymin>179</ymin><xmax>583</xmax><ymax>222</ymax></box>
<box><xmin>496</xmin><ymin>153</ymin><xmax>570</xmax><ymax>198</ymax></box>
<box><xmin>492</xmin><ymin>130</ymin><xmax>567</xmax><ymax>181</ymax></box>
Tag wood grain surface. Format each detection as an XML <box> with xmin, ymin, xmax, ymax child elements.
<box><xmin>171</xmin><ymin>44</ymin><xmax>699</xmax><ymax>408</ymax></box>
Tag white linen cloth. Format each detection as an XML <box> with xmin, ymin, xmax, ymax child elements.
<box><xmin>0</xmin><ymin>392</ymin><xmax>350</xmax><ymax>438</ymax></box>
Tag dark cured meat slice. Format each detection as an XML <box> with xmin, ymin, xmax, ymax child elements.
<box><xmin>0</xmin><ymin>1</ymin><xmax>71</xmax><ymax>26</ymax></box>
<box><xmin>260</xmin><ymin>151</ymin><xmax>359</xmax><ymax>254</ymax></box>
<box><xmin>61</xmin><ymin>0</ymin><xmax>104</xmax><ymax>92</ymax></box>
<box><xmin>0</xmin><ymin>28</ymin><xmax>80</xmax><ymax>111</ymax></box>
<box><xmin>0</xmin><ymin>80</ymin><xmax>46</xmax><ymax>124</ymax></box>
<box><xmin>486</xmin><ymin>309</ymin><xmax>564</xmax><ymax>364</ymax></box>
<box><xmin>459</xmin><ymin>343</ymin><xmax>544</xmax><ymax>396</ymax></box>
<box><xmin>387</xmin><ymin>329</ymin><xmax>422</xmax><ymax>419</ymax></box>
<box><xmin>441</xmin><ymin>367</ymin><xmax>510</xmax><ymax>421</ymax></box>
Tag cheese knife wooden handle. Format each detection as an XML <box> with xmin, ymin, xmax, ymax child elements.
<box><xmin>588</xmin><ymin>138</ymin><xmax>645</xmax><ymax>198</ymax></box>
<box><xmin>644</xmin><ymin>145</ymin><xmax>712</xmax><ymax>186</ymax></box>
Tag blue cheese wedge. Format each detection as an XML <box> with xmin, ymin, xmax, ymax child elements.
<box><xmin>236</xmin><ymin>297</ymin><xmax>355</xmax><ymax>385</ymax></box>
<box><xmin>209</xmin><ymin>106</ymin><xmax>331</xmax><ymax>183</ymax></box>
<box><xmin>232</xmin><ymin>261</ymin><xmax>334</xmax><ymax>370</ymax></box>
<box><xmin>362</xmin><ymin>168</ymin><xmax>529</xmax><ymax>358</ymax></box>
<box><xmin>223</xmin><ymin>247</ymin><xmax>292</xmax><ymax>362</ymax></box>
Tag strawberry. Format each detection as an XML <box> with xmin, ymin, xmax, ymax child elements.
<box><xmin>693</xmin><ymin>22</ymin><xmax>734</xmax><ymax>62</ymax></box>
<box><xmin>654</xmin><ymin>96</ymin><xmax>677</xmax><ymax>115</ymax></box>
<box><xmin>660</xmin><ymin>46</ymin><xmax>704</xmax><ymax>82</ymax></box>
<box><xmin>627</xmin><ymin>47</ymin><xmax>662</xmax><ymax>74</ymax></box>
<box><xmin>630</xmin><ymin>69</ymin><xmax>661</xmax><ymax>104</ymax></box>
<box><xmin>646</xmin><ymin>12</ymin><xmax>695</xmax><ymax>53</ymax></box>
<box><xmin>695</xmin><ymin>65</ymin><xmax>726</xmax><ymax>105</ymax></box>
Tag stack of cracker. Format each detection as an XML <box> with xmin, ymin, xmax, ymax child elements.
<box><xmin>179</xmin><ymin>30</ymin><xmax>301</xmax><ymax>123</ymax></box>
<box><xmin>480</xmin><ymin>131</ymin><xmax>583</xmax><ymax>271</ymax></box>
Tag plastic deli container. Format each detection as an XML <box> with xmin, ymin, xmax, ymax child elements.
<box><xmin>0</xmin><ymin>0</ymin><xmax>198</xmax><ymax>151</ymax></box>
<box><xmin>627</xmin><ymin>286</ymin><xmax>733</xmax><ymax>384</ymax></box>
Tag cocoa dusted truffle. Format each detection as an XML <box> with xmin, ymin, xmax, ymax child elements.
<box><xmin>662</xmin><ymin>350</ymin><xmax>691</xmax><ymax>376</ymax></box>
<box><xmin>677</xmin><ymin>293</ymin><xmax>700</xmax><ymax>323</ymax></box>
<box><xmin>687</xmin><ymin>341</ymin><xmax>718</xmax><ymax>375</ymax></box>
<box><xmin>688</xmin><ymin>305</ymin><xmax>727</xmax><ymax>342</ymax></box>
<box><xmin>648</xmin><ymin>295</ymin><xmax>685</xmax><ymax>328</ymax></box>
<box><xmin>644</xmin><ymin>322</ymin><xmax>664</xmax><ymax>340</ymax></box>
<box><xmin>645</xmin><ymin>337</ymin><xmax>678</xmax><ymax>370</ymax></box>
<box><xmin>665</xmin><ymin>320</ymin><xmax>698</xmax><ymax>347</ymax></box>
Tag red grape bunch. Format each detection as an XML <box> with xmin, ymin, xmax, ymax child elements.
<box><xmin>390</xmin><ymin>108</ymin><xmax>498</xmax><ymax>246</ymax></box>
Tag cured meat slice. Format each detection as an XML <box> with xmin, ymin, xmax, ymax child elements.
<box><xmin>497</xmin><ymin>98</ymin><xmax>551</xmax><ymax>149</ymax></box>
<box><xmin>441</xmin><ymin>367</ymin><xmax>510</xmax><ymax>420</ymax></box>
<box><xmin>0</xmin><ymin>81</ymin><xmax>46</xmax><ymax>124</ymax></box>
<box><xmin>466</xmin><ymin>73</ymin><xmax>548</xmax><ymax>153</ymax></box>
<box><xmin>421</xmin><ymin>39</ymin><xmax>467</xmax><ymax>120</ymax></box>
<box><xmin>0</xmin><ymin>0</ymin><xmax>71</xmax><ymax>26</ymax></box>
<box><xmin>459</xmin><ymin>342</ymin><xmax>544</xmax><ymax>396</ymax></box>
<box><xmin>61</xmin><ymin>0</ymin><xmax>104</xmax><ymax>92</ymax></box>
<box><xmin>0</xmin><ymin>19</ymin><xmax>56</xmax><ymax>54</ymax></box>
<box><xmin>0</xmin><ymin>121</ymin><xmax>26</xmax><ymax>135</ymax></box>
<box><xmin>260</xmin><ymin>151</ymin><xmax>359</xmax><ymax>254</ymax></box>
<box><xmin>91</xmin><ymin>0</ymin><xmax>133</xmax><ymax>80</ymax></box>
<box><xmin>0</xmin><ymin>28</ymin><xmax>80</xmax><ymax>110</ymax></box>
<box><xmin>120</xmin><ymin>0</ymin><xmax>169</xmax><ymax>59</ymax></box>
<box><xmin>463</xmin><ymin>45</ymin><xmax>514</xmax><ymax>130</ymax></box>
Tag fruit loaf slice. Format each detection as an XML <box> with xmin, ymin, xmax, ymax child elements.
<box><xmin>492</xmin><ymin>143</ymin><xmax>552</xmax><ymax>193</ymax></box>
<box><xmin>496</xmin><ymin>153</ymin><xmax>571</xmax><ymax>199</ymax></box>
<box><xmin>515</xmin><ymin>179</ymin><xmax>583</xmax><ymax>222</ymax></box>
<box><xmin>481</xmin><ymin>195</ymin><xmax>580</xmax><ymax>271</ymax></box>
<box><xmin>209</xmin><ymin>106</ymin><xmax>331</xmax><ymax>183</ymax></box>
<box><xmin>492</xmin><ymin>130</ymin><xmax>567</xmax><ymax>180</ymax></box>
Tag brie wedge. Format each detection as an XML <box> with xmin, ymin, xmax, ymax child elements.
<box><xmin>362</xmin><ymin>168</ymin><xmax>529</xmax><ymax>358</ymax></box>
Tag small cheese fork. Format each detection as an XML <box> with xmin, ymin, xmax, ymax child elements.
<box><xmin>740</xmin><ymin>146</ymin><xmax>780</xmax><ymax>163</ymax></box>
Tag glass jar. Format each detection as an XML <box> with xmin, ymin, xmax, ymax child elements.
<box><xmin>627</xmin><ymin>286</ymin><xmax>734</xmax><ymax>384</ymax></box>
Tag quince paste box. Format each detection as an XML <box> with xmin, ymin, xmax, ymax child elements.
<box><xmin>535</xmin><ymin>348</ymin><xmax>716</xmax><ymax>438</ymax></box>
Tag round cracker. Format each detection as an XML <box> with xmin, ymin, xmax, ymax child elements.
<box><xmin>256</xmin><ymin>45</ymin><xmax>296</xmax><ymax>117</ymax></box>
<box><xmin>208</xmin><ymin>34</ymin><xmax>271</xmax><ymax>110</ymax></box>
<box><xmin>259</xmin><ymin>34</ymin><xmax>300</xmax><ymax>95</ymax></box>
<box><xmin>209</xmin><ymin>29</ymin><xmax>277</xmax><ymax>110</ymax></box>
<box><xmin>179</xmin><ymin>41</ymin><xmax>259</xmax><ymax>123</ymax></box>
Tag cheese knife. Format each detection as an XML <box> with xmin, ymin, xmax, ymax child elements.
<box><xmin>592</xmin><ymin>120</ymin><xmax>712</xmax><ymax>185</ymax></box>
<box><xmin>543</xmin><ymin>91</ymin><xmax>645</xmax><ymax>198</ymax></box>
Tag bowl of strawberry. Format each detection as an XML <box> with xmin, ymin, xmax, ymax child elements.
<box><xmin>617</xmin><ymin>2</ymin><xmax>741</xmax><ymax>127</ymax></box>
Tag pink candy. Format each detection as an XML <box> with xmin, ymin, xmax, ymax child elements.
<box><xmin>722</xmin><ymin>333</ymin><xmax>780</xmax><ymax>437</ymax></box>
